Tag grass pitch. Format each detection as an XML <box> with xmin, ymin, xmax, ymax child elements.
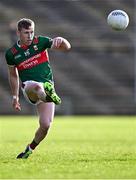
<box><xmin>0</xmin><ymin>115</ymin><xmax>136</xmax><ymax>179</ymax></box>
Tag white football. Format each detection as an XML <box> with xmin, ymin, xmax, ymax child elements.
<box><xmin>107</xmin><ymin>10</ymin><xmax>129</xmax><ymax>30</ymax></box>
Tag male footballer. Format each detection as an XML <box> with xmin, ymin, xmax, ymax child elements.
<box><xmin>5</xmin><ymin>18</ymin><xmax>71</xmax><ymax>159</ymax></box>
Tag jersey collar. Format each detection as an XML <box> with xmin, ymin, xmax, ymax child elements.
<box><xmin>17</xmin><ymin>40</ymin><xmax>31</xmax><ymax>50</ymax></box>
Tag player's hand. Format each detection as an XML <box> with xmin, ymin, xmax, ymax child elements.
<box><xmin>52</xmin><ymin>37</ymin><xmax>71</xmax><ymax>50</ymax></box>
<box><xmin>52</xmin><ymin>37</ymin><xmax>64</xmax><ymax>48</ymax></box>
<box><xmin>12</xmin><ymin>96</ymin><xmax>21</xmax><ymax>111</ymax></box>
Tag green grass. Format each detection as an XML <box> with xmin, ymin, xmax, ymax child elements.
<box><xmin>0</xmin><ymin>115</ymin><xmax>136</xmax><ymax>179</ymax></box>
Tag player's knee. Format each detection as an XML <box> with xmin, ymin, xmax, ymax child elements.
<box><xmin>24</xmin><ymin>84</ymin><xmax>40</xmax><ymax>94</ymax></box>
<box><xmin>40</xmin><ymin>120</ymin><xmax>51</xmax><ymax>131</ymax></box>
<box><xmin>33</xmin><ymin>85</ymin><xmax>42</xmax><ymax>93</ymax></box>
<box><xmin>35</xmin><ymin>84</ymin><xmax>41</xmax><ymax>90</ymax></box>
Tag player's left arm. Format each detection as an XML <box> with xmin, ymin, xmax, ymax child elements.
<box><xmin>51</xmin><ymin>37</ymin><xmax>71</xmax><ymax>51</ymax></box>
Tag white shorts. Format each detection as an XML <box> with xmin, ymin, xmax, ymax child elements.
<box><xmin>21</xmin><ymin>80</ymin><xmax>44</xmax><ymax>105</ymax></box>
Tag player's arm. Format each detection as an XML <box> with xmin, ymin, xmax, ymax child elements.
<box><xmin>7</xmin><ymin>65</ymin><xmax>21</xmax><ymax>111</ymax></box>
<box><xmin>51</xmin><ymin>37</ymin><xmax>71</xmax><ymax>51</ymax></box>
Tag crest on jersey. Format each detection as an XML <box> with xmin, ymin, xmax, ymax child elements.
<box><xmin>33</xmin><ymin>45</ymin><xmax>38</xmax><ymax>51</ymax></box>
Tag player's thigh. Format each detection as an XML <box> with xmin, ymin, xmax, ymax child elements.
<box><xmin>37</xmin><ymin>102</ymin><xmax>55</xmax><ymax>124</ymax></box>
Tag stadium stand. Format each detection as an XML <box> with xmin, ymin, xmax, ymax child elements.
<box><xmin>0</xmin><ymin>0</ymin><xmax>135</xmax><ymax>115</ymax></box>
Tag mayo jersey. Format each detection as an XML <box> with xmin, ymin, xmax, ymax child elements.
<box><xmin>5</xmin><ymin>36</ymin><xmax>53</xmax><ymax>83</ymax></box>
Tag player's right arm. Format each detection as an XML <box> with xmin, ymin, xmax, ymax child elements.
<box><xmin>7</xmin><ymin>65</ymin><xmax>21</xmax><ymax>111</ymax></box>
<box><xmin>5</xmin><ymin>49</ymin><xmax>21</xmax><ymax>111</ymax></box>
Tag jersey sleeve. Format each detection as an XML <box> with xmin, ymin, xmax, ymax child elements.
<box><xmin>39</xmin><ymin>36</ymin><xmax>53</xmax><ymax>49</ymax></box>
<box><xmin>5</xmin><ymin>49</ymin><xmax>15</xmax><ymax>66</ymax></box>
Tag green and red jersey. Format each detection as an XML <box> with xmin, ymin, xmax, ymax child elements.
<box><xmin>5</xmin><ymin>36</ymin><xmax>53</xmax><ymax>83</ymax></box>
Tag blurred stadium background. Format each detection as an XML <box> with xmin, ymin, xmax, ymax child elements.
<box><xmin>0</xmin><ymin>0</ymin><xmax>135</xmax><ymax>115</ymax></box>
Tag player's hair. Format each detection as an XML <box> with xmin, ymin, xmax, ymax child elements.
<box><xmin>17</xmin><ymin>18</ymin><xmax>35</xmax><ymax>31</ymax></box>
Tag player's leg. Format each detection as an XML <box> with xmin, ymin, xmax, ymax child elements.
<box><xmin>16</xmin><ymin>102</ymin><xmax>55</xmax><ymax>159</ymax></box>
<box><xmin>33</xmin><ymin>102</ymin><xmax>55</xmax><ymax>144</ymax></box>
<box><xmin>22</xmin><ymin>80</ymin><xmax>61</xmax><ymax>104</ymax></box>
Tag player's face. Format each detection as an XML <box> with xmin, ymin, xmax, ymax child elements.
<box><xmin>17</xmin><ymin>25</ymin><xmax>34</xmax><ymax>46</ymax></box>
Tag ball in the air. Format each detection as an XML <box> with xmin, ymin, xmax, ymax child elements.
<box><xmin>107</xmin><ymin>10</ymin><xmax>129</xmax><ymax>31</ymax></box>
